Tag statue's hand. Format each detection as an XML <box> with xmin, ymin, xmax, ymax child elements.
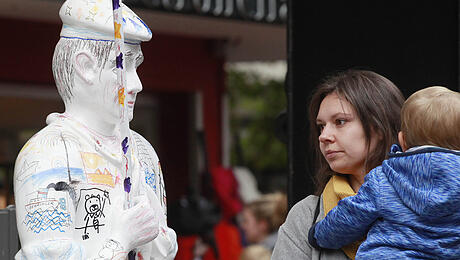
<box><xmin>141</xmin><ymin>181</ymin><xmax>167</xmax><ymax>226</ymax></box>
<box><xmin>111</xmin><ymin>195</ymin><xmax>159</xmax><ymax>252</ymax></box>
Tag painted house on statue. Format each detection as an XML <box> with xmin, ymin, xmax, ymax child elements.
<box><xmin>0</xmin><ymin>0</ymin><xmax>285</xmax><ymax>222</ymax></box>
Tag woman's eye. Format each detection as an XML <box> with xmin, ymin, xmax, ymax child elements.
<box><xmin>336</xmin><ymin>119</ymin><xmax>346</xmax><ymax>126</ymax></box>
<box><xmin>317</xmin><ymin>124</ymin><xmax>325</xmax><ymax>132</ymax></box>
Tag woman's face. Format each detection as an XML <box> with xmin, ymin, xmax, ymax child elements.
<box><xmin>316</xmin><ymin>92</ymin><xmax>378</xmax><ymax>178</ymax></box>
<box><xmin>240</xmin><ymin>208</ymin><xmax>267</xmax><ymax>244</ymax></box>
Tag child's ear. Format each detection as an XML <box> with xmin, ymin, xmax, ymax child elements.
<box><xmin>74</xmin><ymin>51</ymin><xmax>96</xmax><ymax>85</ymax></box>
<box><xmin>398</xmin><ymin>131</ymin><xmax>408</xmax><ymax>151</ymax></box>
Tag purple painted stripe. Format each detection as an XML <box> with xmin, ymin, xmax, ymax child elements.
<box><xmin>112</xmin><ymin>0</ymin><xmax>120</xmax><ymax>10</ymax></box>
<box><xmin>122</xmin><ymin>136</ymin><xmax>129</xmax><ymax>154</ymax></box>
<box><xmin>116</xmin><ymin>53</ymin><xmax>124</xmax><ymax>69</ymax></box>
<box><xmin>124</xmin><ymin>177</ymin><xmax>131</xmax><ymax>193</ymax></box>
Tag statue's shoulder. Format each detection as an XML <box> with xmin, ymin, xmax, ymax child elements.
<box><xmin>131</xmin><ymin>130</ymin><xmax>145</xmax><ymax>141</ymax></box>
<box><xmin>14</xmin><ymin>122</ymin><xmax>86</xmax><ymax>187</ymax></box>
<box><xmin>131</xmin><ymin>130</ymin><xmax>159</xmax><ymax>159</ymax></box>
<box><xmin>15</xmin><ymin>116</ymin><xmax>83</xmax><ymax>171</ymax></box>
<box><xmin>22</xmin><ymin>120</ymin><xmax>81</xmax><ymax>153</ymax></box>
<box><xmin>130</xmin><ymin>130</ymin><xmax>150</xmax><ymax>145</ymax></box>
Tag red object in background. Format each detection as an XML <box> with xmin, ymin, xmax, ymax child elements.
<box><xmin>211</xmin><ymin>167</ymin><xmax>243</xmax><ymax>221</ymax></box>
<box><xmin>175</xmin><ymin>220</ymin><xmax>242</xmax><ymax>260</ymax></box>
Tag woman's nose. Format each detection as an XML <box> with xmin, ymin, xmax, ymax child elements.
<box><xmin>318</xmin><ymin>124</ymin><xmax>335</xmax><ymax>143</ymax></box>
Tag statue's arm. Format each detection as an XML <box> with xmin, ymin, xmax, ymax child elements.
<box><xmin>140</xmin><ymin>177</ymin><xmax>177</xmax><ymax>260</ymax></box>
<box><xmin>13</xmin><ymin>133</ymin><xmax>87</xmax><ymax>259</ymax></box>
<box><xmin>149</xmin><ymin>159</ymin><xmax>178</xmax><ymax>259</ymax></box>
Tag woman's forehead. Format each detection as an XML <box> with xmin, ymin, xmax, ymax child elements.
<box><xmin>317</xmin><ymin>92</ymin><xmax>355</xmax><ymax>118</ymax></box>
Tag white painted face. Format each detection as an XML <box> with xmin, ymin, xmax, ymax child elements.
<box><xmin>123</xmin><ymin>44</ymin><xmax>144</xmax><ymax>122</ymax></box>
<box><xmin>97</xmin><ymin>44</ymin><xmax>144</xmax><ymax>124</ymax></box>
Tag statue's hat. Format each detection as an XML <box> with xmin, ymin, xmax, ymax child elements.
<box><xmin>59</xmin><ymin>0</ymin><xmax>152</xmax><ymax>43</ymax></box>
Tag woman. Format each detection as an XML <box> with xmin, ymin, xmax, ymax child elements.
<box><xmin>271</xmin><ymin>70</ymin><xmax>405</xmax><ymax>260</ymax></box>
<box><xmin>240</xmin><ymin>192</ymin><xmax>287</xmax><ymax>251</ymax></box>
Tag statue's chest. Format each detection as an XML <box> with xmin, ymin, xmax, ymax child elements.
<box><xmin>79</xmin><ymin>150</ymin><xmax>124</xmax><ymax>189</ymax></box>
<box><xmin>73</xmin><ymin>182</ymin><xmax>124</xmax><ymax>244</ymax></box>
<box><xmin>72</xmin><ymin>150</ymin><xmax>128</xmax><ymax>245</ymax></box>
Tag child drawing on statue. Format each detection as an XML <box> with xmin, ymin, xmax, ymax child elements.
<box><xmin>308</xmin><ymin>86</ymin><xmax>460</xmax><ymax>259</ymax></box>
<box><xmin>13</xmin><ymin>0</ymin><xmax>177</xmax><ymax>259</ymax></box>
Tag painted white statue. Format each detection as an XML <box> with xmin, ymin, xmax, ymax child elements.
<box><xmin>13</xmin><ymin>0</ymin><xmax>178</xmax><ymax>259</ymax></box>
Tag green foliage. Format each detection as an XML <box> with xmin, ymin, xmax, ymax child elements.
<box><xmin>227</xmin><ymin>70</ymin><xmax>287</xmax><ymax>175</ymax></box>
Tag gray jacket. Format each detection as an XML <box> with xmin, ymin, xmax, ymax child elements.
<box><xmin>271</xmin><ymin>195</ymin><xmax>350</xmax><ymax>260</ymax></box>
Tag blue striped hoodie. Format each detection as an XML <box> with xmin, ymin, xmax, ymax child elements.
<box><xmin>309</xmin><ymin>145</ymin><xmax>460</xmax><ymax>259</ymax></box>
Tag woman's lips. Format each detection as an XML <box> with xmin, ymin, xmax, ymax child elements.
<box><xmin>325</xmin><ymin>150</ymin><xmax>342</xmax><ymax>159</ymax></box>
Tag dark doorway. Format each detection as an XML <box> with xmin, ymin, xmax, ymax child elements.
<box><xmin>287</xmin><ymin>0</ymin><xmax>459</xmax><ymax>207</ymax></box>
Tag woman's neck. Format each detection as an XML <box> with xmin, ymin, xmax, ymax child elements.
<box><xmin>348</xmin><ymin>174</ymin><xmax>365</xmax><ymax>193</ymax></box>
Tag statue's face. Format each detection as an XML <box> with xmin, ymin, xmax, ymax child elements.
<box><xmin>124</xmin><ymin>44</ymin><xmax>144</xmax><ymax>121</ymax></box>
<box><xmin>97</xmin><ymin>44</ymin><xmax>144</xmax><ymax>124</ymax></box>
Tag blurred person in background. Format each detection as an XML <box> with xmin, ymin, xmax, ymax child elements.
<box><xmin>240</xmin><ymin>192</ymin><xmax>287</xmax><ymax>251</ymax></box>
<box><xmin>239</xmin><ymin>245</ymin><xmax>271</xmax><ymax>260</ymax></box>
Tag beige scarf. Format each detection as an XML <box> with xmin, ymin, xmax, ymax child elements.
<box><xmin>322</xmin><ymin>175</ymin><xmax>363</xmax><ymax>260</ymax></box>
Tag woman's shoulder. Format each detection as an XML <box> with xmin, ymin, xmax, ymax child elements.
<box><xmin>288</xmin><ymin>195</ymin><xmax>321</xmax><ymax>219</ymax></box>
<box><xmin>281</xmin><ymin>194</ymin><xmax>321</xmax><ymax>236</ymax></box>
<box><xmin>273</xmin><ymin>194</ymin><xmax>350</xmax><ymax>260</ymax></box>
<box><xmin>272</xmin><ymin>195</ymin><xmax>320</xmax><ymax>259</ymax></box>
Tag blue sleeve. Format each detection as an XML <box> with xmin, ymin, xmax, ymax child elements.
<box><xmin>312</xmin><ymin>168</ymin><xmax>381</xmax><ymax>249</ymax></box>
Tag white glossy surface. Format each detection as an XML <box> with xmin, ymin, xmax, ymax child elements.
<box><xmin>59</xmin><ymin>0</ymin><xmax>151</xmax><ymax>43</ymax></box>
<box><xmin>13</xmin><ymin>0</ymin><xmax>177</xmax><ymax>259</ymax></box>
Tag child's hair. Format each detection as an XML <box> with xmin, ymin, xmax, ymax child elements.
<box><xmin>244</xmin><ymin>192</ymin><xmax>287</xmax><ymax>233</ymax></box>
<box><xmin>401</xmin><ymin>86</ymin><xmax>460</xmax><ymax>150</ymax></box>
<box><xmin>239</xmin><ymin>245</ymin><xmax>271</xmax><ymax>260</ymax></box>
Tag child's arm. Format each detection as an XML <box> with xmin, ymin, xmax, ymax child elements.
<box><xmin>308</xmin><ymin>167</ymin><xmax>382</xmax><ymax>249</ymax></box>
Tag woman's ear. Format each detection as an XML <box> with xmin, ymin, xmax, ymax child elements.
<box><xmin>398</xmin><ymin>131</ymin><xmax>408</xmax><ymax>151</ymax></box>
<box><xmin>74</xmin><ymin>51</ymin><xmax>97</xmax><ymax>85</ymax></box>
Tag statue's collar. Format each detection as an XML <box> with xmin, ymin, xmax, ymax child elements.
<box><xmin>47</xmin><ymin>112</ymin><xmax>127</xmax><ymax>166</ymax></box>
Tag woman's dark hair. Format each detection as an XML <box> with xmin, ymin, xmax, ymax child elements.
<box><xmin>308</xmin><ymin>70</ymin><xmax>405</xmax><ymax>195</ymax></box>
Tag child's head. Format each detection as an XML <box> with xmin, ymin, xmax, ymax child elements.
<box><xmin>240</xmin><ymin>192</ymin><xmax>287</xmax><ymax>244</ymax></box>
<box><xmin>399</xmin><ymin>86</ymin><xmax>460</xmax><ymax>151</ymax></box>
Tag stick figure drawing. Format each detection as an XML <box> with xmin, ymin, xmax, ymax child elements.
<box><xmin>75</xmin><ymin>188</ymin><xmax>110</xmax><ymax>240</ymax></box>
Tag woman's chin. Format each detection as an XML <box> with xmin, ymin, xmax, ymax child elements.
<box><xmin>329</xmin><ymin>163</ymin><xmax>353</xmax><ymax>175</ymax></box>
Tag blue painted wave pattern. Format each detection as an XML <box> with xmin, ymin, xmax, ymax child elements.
<box><xmin>145</xmin><ymin>169</ymin><xmax>157</xmax><ymax>192</ymax></box>
<box><xmin>24</xmin><ymin>208</ymin><xmax>72</xmax><ymax>234</ymax></box>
